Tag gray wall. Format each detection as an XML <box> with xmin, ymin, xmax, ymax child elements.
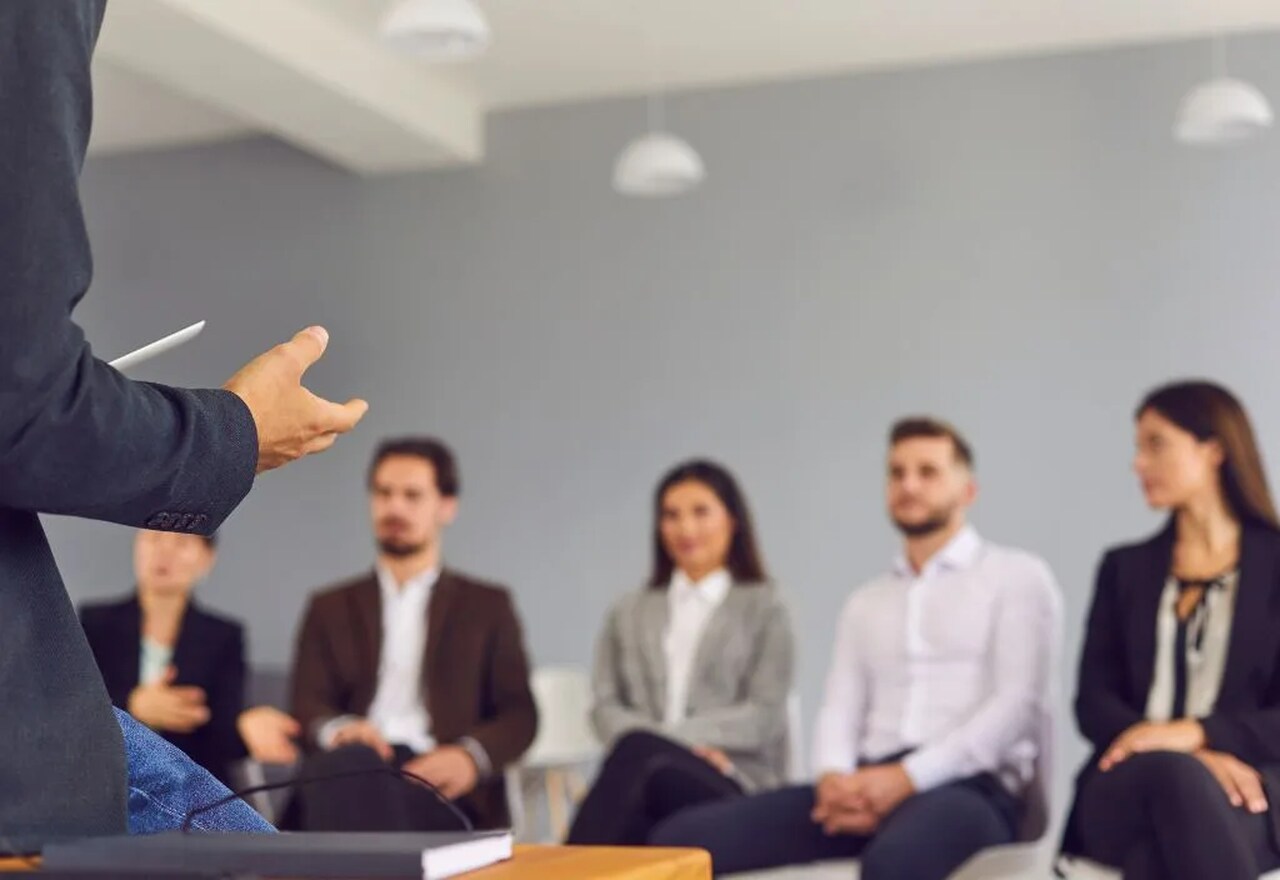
<box><xmin>56</xmin><ymin>33</ymin><xmax>1280</xmax><ymax>812</ymax></box>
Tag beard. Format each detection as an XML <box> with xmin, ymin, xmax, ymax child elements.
<box><xmin>891</xmin><ymin>502</ymin><xmax>957</xmax><ymax>538</ymax></box>
<box><xmin>377</xmin><ymin>538</ymin><xmax>428</xmax><ymax>558</ymax></box>
<box><xmin>375</xmin><ymin>518</ymin><xmax>429</xmax><ymax>558</ymax></box>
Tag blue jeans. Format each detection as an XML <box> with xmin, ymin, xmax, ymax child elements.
<box><xmin>650</xmin><ymin>779</ymin><xmax>1017</xmax><ymax>878</ymax></box>
<box><xmin>115</xmin><ymin>709</ymin><xmax>274</xmax><ymax>834</ymax></box>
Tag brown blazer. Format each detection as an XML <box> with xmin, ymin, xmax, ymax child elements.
<box><xmin>289</xmin><ymin>568</ymin><xmax>538</xmax><ymax>829</ymax></box>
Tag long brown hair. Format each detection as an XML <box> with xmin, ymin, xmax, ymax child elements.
<box><xmin>648</xmin><ymin>460</ymin><xmax>769</xmax><ymax>588</ymax></box>
<box><xmin>1138</xmin><ymin>381</ymin><xmax>1279</xmax><ymax>530</ymax></box>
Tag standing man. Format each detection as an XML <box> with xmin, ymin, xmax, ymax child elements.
<box><xmin>287</xmin><ymin>437</ymin><xmax>537</xmax><ymax>831</ymax></box>
<box><xmin>1</xmin><ymin>2</ymin><xmax>366</xmax><ymax>850</ymax></box>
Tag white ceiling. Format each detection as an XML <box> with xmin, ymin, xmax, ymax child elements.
<box><xmin>90</xmin><ymin>0</ymin><xmax>1280</xmax><ymax>171</ymax></box>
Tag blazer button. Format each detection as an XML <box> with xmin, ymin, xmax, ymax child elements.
<box><xmin>145</xmin><ymin>512</ymin><xmax>172</xmax><ymax>530</ymax></box>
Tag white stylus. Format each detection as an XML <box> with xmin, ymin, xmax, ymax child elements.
<box><xmin>108</xmin><ymin>321</ymin><xmax>206</xmax><ymax>372</ymax></box>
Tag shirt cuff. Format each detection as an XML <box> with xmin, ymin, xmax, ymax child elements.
<box><xmin>317</xmin><ymin>715</ymin><xmax>362</xmax><ymax>750</ymax></box>
<box><xmin>901</xmin><ymin>746</ymin><xmax>954</xmax><ymax>793</ymax></box>
<box><xmin>457</xmin><ymin>736</ymin><xmax>493</xmax><ymax>779</ymax></box>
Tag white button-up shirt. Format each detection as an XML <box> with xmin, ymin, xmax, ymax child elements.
<box><xmin>320</xmin><ymin>565</ymin><xmax>439</xmax><ymax>754</ymax></box>
<box><xmin>664</xmin><ymin>568</ymin><xmax>733</xmax><ymax>725</ymax></box>
<box><xmin>366</xmin><ymin>565</ymin><xmax>439</xmax><ymax>754</ymax></box>
<box><xmin>812</xmin><ymin>527</ymin><xmax>1061</xmax><ymax>793</ymax></box>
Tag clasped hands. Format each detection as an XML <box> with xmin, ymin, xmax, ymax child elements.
<box><xmin>811</xmin><ymin>764</ymin><xmax>916</xmax><ymax>836</ymax></box>
<box><xmin>329</xmin><ymin>719</ymin><xmax>479</xmax><ymax>800</ymax></box>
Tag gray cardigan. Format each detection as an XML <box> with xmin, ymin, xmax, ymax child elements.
<box><xmin>590</xmin><ymin>581</ymin><xmax>795</xmax><ymax>792</ymax></box>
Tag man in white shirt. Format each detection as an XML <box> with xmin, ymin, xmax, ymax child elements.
<box><xmin>651</xmin><ymin>418</ymin><xmax>1061</xmax><ymax>879</ymax></box>
<box><xmin>282</xmin><ymin>437</ymin><xmax>537</xmax><ymax>831</ymax></box>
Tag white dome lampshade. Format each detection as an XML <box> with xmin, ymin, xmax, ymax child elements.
<box><xmin>1175</xmin><ymin>76</ymin><xmax>1274</xmax><ymax>145</ymax></box>
<box><xmin>380</xmin><ymin>0</ymin><xmax>491</xmax><ymax>62</ymax></box>
<box><xmin>613</xmin><ymin>132</ymin><xmax>706</xmax><ymax>197</ymax></box>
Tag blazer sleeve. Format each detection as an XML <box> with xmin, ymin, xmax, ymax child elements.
<box><xmin>0</xmin><ymin>2</ymin><xmax>257</xmax><ymax>533</ymax></box>
<box><xmin>1074</xmin><ymin>550</ymin><xmax>1145</xmax><ymax>750</ymax></box>
<box><xmin>1201</xmin><ymin>707</ymin><xmax>1280</xmax><ymax>766</ymax></box>
<box><xmin>289</xmin><ymin>597</ymin><xmax>349</xmax><ymax>749</ymax></box>
<box><xmin>458</xmin><ymin>591</ymin><xmax>538</xmax><ymax>771</ymax></box>
<box><xmin>205</xmin><ymin>623</ymin><xmax>249</xmax><ymax>767</ymax></box>
<box><xmin>670</xmin><ymin>595</ymin><xmax>795</xmax><ymax>752</ymax></box>
<box><xmin>590</xmin><ymin>600</ymin><xmax>664</xmax><ymax>744</ymax></box>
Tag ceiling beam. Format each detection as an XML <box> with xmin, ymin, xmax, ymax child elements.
<box><xmin>95</xmin><ymin>0</ymin><xmax>483</xmax><ymax>174</ymax></box>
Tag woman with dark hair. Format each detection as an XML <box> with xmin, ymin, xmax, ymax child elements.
<box><xmin>80</xmin><ymin>530</ymin><xmax>249</xmax><ymax>789</ymax></box>
<box><xmin>566</xmin><ymin>460</ymin><xmax>794</xmax><ymax>845</ymax></box>
<box><xmin>1062</xmin><ymin>381</ymin><xmax>1280</xmax><ymax>879</ymax></box>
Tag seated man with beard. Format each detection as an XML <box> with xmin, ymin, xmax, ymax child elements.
<box><xmin>281</xmin><ymin>437</ymin><xmax>537</xmax><ymax>831</ymax></box>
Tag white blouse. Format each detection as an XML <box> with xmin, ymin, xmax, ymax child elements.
<box><xmin>1145</xmin><ymin>571</ymin><xmax>1238</xmax><ymax>722</ymax></box>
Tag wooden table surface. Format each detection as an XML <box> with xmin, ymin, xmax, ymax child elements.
<box><xmin>470</xmin><ymin>845</ymin><xmax>711</xmax><ymax>880</ymax></box>
<box><xmin>1</xmin><ymin>844</ymin><xmax>712</xmax><ymax>879</ymax></box>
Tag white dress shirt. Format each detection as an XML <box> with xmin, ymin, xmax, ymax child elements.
<box><xmin>664</xmin><ymin>568</ymin><xmax>733</xmax><ymax>726</ymax></box>
<box><xmin>320</xmin><ymin>565</ymin><xmax>438</xmax><ymax>754</ymax></box>
<box><xmin>812</xmin><ymin>526</ymin><xmax>1061</xmax><ymax>794</ymax></box>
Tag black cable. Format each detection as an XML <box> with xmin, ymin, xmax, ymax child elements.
<box><xmin>182</xmin><ymin>765</ymin><xmax>473</xmax><ymax>833</ymax></box>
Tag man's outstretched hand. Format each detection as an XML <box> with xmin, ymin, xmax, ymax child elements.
<box><xmin>225</xmin><ymin>326</ymin><xmax>368</xmax><ymax>473</ymax></box>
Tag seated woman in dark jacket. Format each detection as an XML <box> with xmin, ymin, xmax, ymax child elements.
<box><xmin>1064</xmin><ymin>381</ymin><xmax>1280</xmax><ymax>880</ymax></box>
<box><xmin>80</xmin><ymin>529</ymin><xmax>247</xmax><ymax>788</ymax></box>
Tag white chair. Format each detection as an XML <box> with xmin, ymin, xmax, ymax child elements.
<box><xmin>231</xmin><ymin>668</ymin><xmax>297</xmax><ymax>824</ymax></box>
<box><xmin>504</xmin><ymin>666</ymin><xmax>601</xmax><ymax>842</ymax></box>
<box><xmin>737</xmin><ymin>706</ymin><xmax>1056</xmax><ymax>880</ymax></box>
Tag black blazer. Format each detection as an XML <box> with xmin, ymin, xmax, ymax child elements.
<box><xmin>80</xmin><ymin>596</ymin><xmax>249</xmax><ymax>788</ymax></box>
<box><xmin>1063</xmin><ymin>520</ymin><xmax>1280</xmax><ymax>854</ymax></box>
<box><xmin>0</xmin><ymin>3</ymin><xmax>258</xmax><ymax>851</ymax></box>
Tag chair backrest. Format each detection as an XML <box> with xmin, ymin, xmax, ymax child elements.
<box><xmin>246</xmin><ymin>667</ymin><xmax>290</xmax><ymax>711</ymax></box>
<box><xmin>1018</xmin><ymin>703</ymin><xmax>1054</xmax><ymax>843</ymax></box>
<box><xmin>522</xmin><ymin>666</ymin><xmax>601</xmax><ymax>767</ymax></box>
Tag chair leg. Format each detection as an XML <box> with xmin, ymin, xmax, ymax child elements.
<box><xmin>546</xmin><ymin>769</ymin><xmax>568</xmax><ymax>843</ymax></box>
<box><xmin>504</xmin><ymin>766</ymin><xmax>527</xmax><ymax>842</ymax></box>
<box><xmin>565</xmin><ymin>767</ymin><xmax>588</xmax><ymax>805</ymax></box>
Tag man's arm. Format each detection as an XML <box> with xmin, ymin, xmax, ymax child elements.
<box><xmin>289</xmin><ymin>598</ymin><xmax>350</xmax><ymax>749</ymax></box>
<box><xmin>456</xmin><ymin>592</ymin><xmax>538</xmax><ymax>774</ymax></box>
<box><xmin>0</xmin><ymin>3</ymin><xmax>366</xmax><ymax>533</ymax></box>
<box><xmin>0</xmin><ymin>1</ymin><xmax>258</xmax><ymax>531</ymax></box>
<box><xmin>812</xmin><ymin>593</ymin><xmax>869</xmax><ymax>777</ymax></box>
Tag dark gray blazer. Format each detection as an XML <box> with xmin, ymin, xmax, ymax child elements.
<box><xmin>0</xmin><ymin>2</ymin><xmax>258</xmax><ymax>851</ymax></box>
<box><xmin>591</xmin><ymin>582</ymin><xmax>794</xmax><ymax>792</ymax></box>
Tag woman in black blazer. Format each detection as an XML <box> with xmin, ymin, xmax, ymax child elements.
<box><xmin>80</xmin><ymin>530</ymin><xmax>248</xmax><ymax>788</ymax></box>
<box><xmin>1064</xmin><ymin>381</ymin><xmax>1280</xmax><ymax>880</ymax></box>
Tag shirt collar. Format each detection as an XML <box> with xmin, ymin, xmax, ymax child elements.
<box><xmin>376</xmin><ymin>564</ymin><xmax>441</xmax><ymax>603</ymax></box>
<box><xmin>670</xmin><ymin>567</ymin><xmax>733</xmax><ymax>607</ymax></box>
<box><xmin>892</xmin><ymin>525</ymin><xmax>982</xmax><ymax>578</ymax></box>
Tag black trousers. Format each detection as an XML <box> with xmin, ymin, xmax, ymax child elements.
<box><xmin>567</xmin><ymin>731</ymin><xmax>744</xmax><ymax>845</ymax></box>
<box><xmin>1077</xmin><ymin>751</ymin><xmax>1280</xmax><ymax>880</ymax></box>
<box><xmin>279</xmin><ymin>744</ymin><xmax>472</xmax><ymax>832</ymax></box>
<box><xmin>651</xmin><ymin>773</ymin><xmax>1019</xmax><ymax>878</ymax></box>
